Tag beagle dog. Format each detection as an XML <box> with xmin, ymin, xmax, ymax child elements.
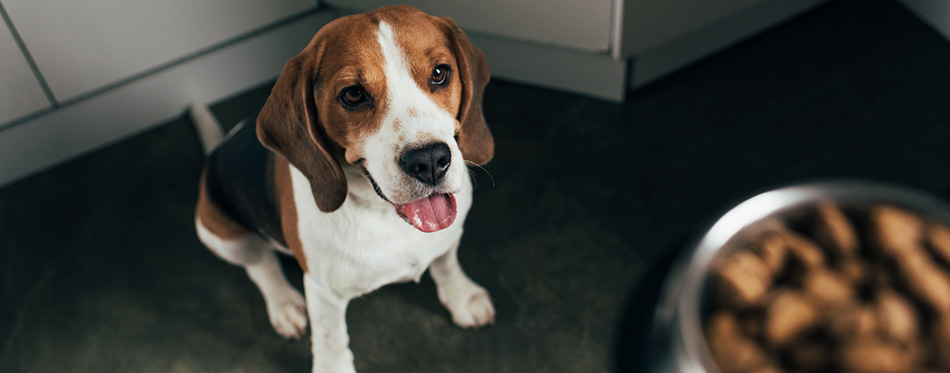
<box><xmin>193</xmin><ymin>6</ymin><xmax>494</xmax><ymax>372</ymax></box>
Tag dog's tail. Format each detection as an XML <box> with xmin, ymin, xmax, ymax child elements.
<box><xmin>189</xmin><ymin>103</ymin><xmax>225</xmax><ymax>155</ymax></box>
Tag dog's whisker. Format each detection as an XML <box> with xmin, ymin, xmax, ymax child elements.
<box><xmin>464</xmin><ymin>160</ymin><xmax>496</xmax><ymax>188</ymax></box>
<box><xmin>466</xmin><ymin>168</ymin><xmax>478</xmax><ymax>189</ymax></box>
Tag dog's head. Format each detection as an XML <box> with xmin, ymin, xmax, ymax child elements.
<box><xmin>257</xmin><ymin>6</ymin><xmax>492</xmax><ymax>233</ymax></box>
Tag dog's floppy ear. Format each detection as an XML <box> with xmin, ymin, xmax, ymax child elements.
<box><xmin>439</xmin><ymin>17</ymin><xmax>494</xmax><ymax>165</ymax></box>
<box><xmin>257</xmin><ymin>51</ymin><xmax>347</xmax><ymax>212</ymax></box>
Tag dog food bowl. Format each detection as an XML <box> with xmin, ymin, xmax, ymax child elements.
<box><xmin>640</xmin><ymin>180</ymin><xmax>950</xmax><ymax>373</ymax></box>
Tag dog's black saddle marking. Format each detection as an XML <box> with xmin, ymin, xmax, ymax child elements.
<box><xmin>204</xmin><ymin>116</ymin><xmax>286</xmax><ymax>246</ymax></box>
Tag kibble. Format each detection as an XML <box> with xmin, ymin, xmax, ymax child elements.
<box><xmin>814</xmin><ymin>201</ymin><xmax>859</xmax><ymax>256</ymax></box>
<box><xmin>705</xmin><ymin>203</ymin><xmax>950</xmax><ymax>372</ymax></box>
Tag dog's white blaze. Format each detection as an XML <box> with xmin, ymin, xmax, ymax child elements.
<box><xmin>362</xmin><ymin>21</ymin><xmax>466</xmax><ymax>203</ymax></box>
<box><xmin>376</xmin><ymin>21</ymin><xmax>453</xmax><ymax>134</ymax></box>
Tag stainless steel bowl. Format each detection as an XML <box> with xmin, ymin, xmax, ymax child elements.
<box><xmin>644</xmin><ymin>180</ymin><xmax>950</xmax><ymax>373</ymax></box>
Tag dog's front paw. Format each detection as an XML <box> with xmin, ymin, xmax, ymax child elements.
<box><xmin>264</xmin><ymin>287</ymin><xmax>308</xmax><ymax>339</ymax></box>
<box><xmin>441</xmin><ymin>283</ymin><xmax>495</xmax><ymax>328</ymax></box>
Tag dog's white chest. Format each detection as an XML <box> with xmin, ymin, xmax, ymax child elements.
<box><xmin>289</xmin><ymin>165</ymin><xmax>471</xmax><ymax>297</ymax></box>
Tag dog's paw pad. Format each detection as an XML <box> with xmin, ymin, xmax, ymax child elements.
<box><xmin>449</xmin><ymin>288</ymin><xmax>495</xmax><ymax>329</ymax></box>
<box><xmin>266</xmin><ymin>289</ymin><xmax>308</xmax><ymax>339</ymax></box>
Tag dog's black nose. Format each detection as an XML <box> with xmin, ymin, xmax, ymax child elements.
<box><xmin>399</xmin><ymin>142</ymin><xmax>451</xmax><ymax>186</ymax></box>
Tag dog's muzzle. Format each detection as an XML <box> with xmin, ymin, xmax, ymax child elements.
<box><xmin>399</xmin><ymin>142</ymin><xmax>451</xmax><ymax>186</ymax></box>
<box><xmin>392</xmin><ymin>142</ymin><xmax>457</xmax><ymax>233</ymax></box>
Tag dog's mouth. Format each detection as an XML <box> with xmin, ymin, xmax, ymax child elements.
<box><xmin>361</xmin><ymin>166</ymin><xmax>456</xmax><ymax>233</ymax></box>
<box><xmin>396</xmin><ymin>193</ymin><xmax>457</xmax><ymax>233</ymax></box>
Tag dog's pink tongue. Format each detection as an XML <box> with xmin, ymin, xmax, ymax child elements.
<box><xmin>397</xmin><ymin>194</ymin><xmax>457</xmax><ymax>233</ymax></box>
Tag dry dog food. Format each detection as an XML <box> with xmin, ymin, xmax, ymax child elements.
<box><xmin>705</xmin><ymin>203</ymin><xmax>950</xmax><ymax>373</ymax></box>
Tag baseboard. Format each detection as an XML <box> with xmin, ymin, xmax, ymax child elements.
<box><xmin>458</xmin><ymin>0</ymin><xmax>829</xmax><ymax>100</ymax></box>
<box><xmin>898</xmin><ymin>0</ymin><xmax>950</xmax><ymax>42</ymax></box>
<box><xmin>629</xmin><ymin>0</ymin><xmax>827</xmax><ymax>89</ymax></box>
<box><xmin>0</xmin><ymin>10</ymin><xmax>336</xmax><ymax>188</ymax></box>
<box><xmin>467</xmin><ymin>32</ymin><xmax>628</xmax><ymax>103</ymax></box>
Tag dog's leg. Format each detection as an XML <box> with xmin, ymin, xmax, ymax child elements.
<box><xmin>196</xmin><ymin>218</ymin><xmax>308</xmax><ymax>339</ymax></box>
<box><xmin>429</xmin><ymin>240</ymin><xmax>495</xmax><ymax>328</ymax></box>
<box><xmin>304</xmin><ymin>275</ymin><xmax>356</xmax><ymax>373</ymax></box>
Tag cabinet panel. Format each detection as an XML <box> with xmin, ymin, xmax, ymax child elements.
<box><xmin>3</xmin><ymin>0</ymin><xmax>315</xmax><ymax>102</ymax></box>
<box><xmin>325</xmin><ymin>0</ymin><xmax>613</xmax><ymax>53</ymax></box>
<box><xmin>0</xmin><ymin>21</ymin><xmax>50</xmax><ymax>125</ymax></box>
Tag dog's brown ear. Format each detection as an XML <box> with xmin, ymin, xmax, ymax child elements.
<box><xmin>257</xmin><ymin>52</ymin><xmax>347</xmax><ymax>212</ymax></box>
<box><xmin>439</xmin><ymin>17</ymin><xmax>494</xmax><ymax>165</ymax></box>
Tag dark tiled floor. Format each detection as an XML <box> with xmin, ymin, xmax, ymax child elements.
<box><xmin>3</xmin><ymin>0</ymin><xmax>950</xmax><ymax>372</ymax></box>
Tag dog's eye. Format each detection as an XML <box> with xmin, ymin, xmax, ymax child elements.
<box><xmin>430</xmin><ymin>64</ymin><xmax>451</xmax><ymax>88</ymax></box>
<box><xmin>339</xmin><ymin>86</ymin><xmax>370</xmax><ymax>109</ymax></box>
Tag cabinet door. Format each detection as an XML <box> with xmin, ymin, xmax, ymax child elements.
<box><xmin>2</xmin><ymin>0</ymin><xmax>315</xmax><ymax>102</ymax></box>
<box><xmin>324</xmin><ymin>0</ymin><xmax>614</xmax><ymax>53</ymax></box>
<box><xmin>0</xmin><ymin>22</ymin><xmax>50</xmax><ymax>125</ymax></box>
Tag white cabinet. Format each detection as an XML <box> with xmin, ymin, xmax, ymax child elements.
<box><xmin>326</xmin><ymin>0</ymin><xmax>826</xmax><ymax>101</ymax></box>
<box><xmin>0</xmin><ymin>21</ymin><xmax>49</xmax><ymax>125</ymax></box>
<box><xmin>2</xmin><ymin>0</ymin><xmax>315</xmax><ymax>102</ymax></box>
<box><xmin>327</xmin><ymin>0</ymin><xmax>626</xmax><ymax>100</ymax></box>
<box><xmin>328</xmin><ymin>0</ymin><xmax>614</xmax><ymax>53</ymax></box>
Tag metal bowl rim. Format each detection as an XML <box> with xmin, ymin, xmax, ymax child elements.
<box><xmin>670</xmin><ymin>179</ymin><xmax>950</xmax><ymax>372</ymax></box>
